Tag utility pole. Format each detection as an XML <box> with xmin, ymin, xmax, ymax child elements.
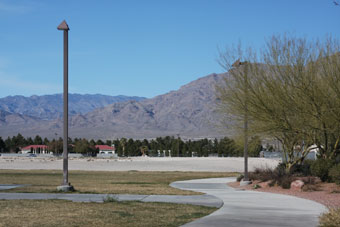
<box><xmin>57</xmin><ymin>20</ymin><xmax>74</xmax><ymax>192</ymax></box>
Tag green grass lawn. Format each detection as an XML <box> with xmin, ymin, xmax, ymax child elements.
<box><xmin>0</xmin><ymin>199</ymin><xmax>216</xmax><ymax>227</ymax></box>
<box><xmin>0</xmin><ymin>170</ymin><xmax>236</xmax><ymax>195</ymax></box>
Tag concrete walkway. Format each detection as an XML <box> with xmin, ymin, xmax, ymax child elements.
<box><xmin>171</xmin><ymin>177</ymin><xmax>328</xmax><ymax>227</ymax></box>
<box><xmin>0</xmin><ymin>177</ymin><xmax>328</xmax><ymax>227</ymax></box>
<box><xmin>0</xmin><ymin>184</ymin><xmax>27</xmax><ymax>190</ymax></box>
<box><xmin>0</xmin><ymin>191</ymin><xmax>222</xmax><ymax>208</ymax></box>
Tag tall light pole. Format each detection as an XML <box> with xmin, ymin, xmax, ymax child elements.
<box><xmin>240</xmin><ymin>63</ymin><xmax>251</xmax><ymax>186</ymax></box>
<box><xmin>243</xmin><ymin>78</ymin><xmax>249</xmax><ymax>181</ymax></box>
<box><xmin>57</xmin><ymin>20</ymin><xmax>74</xmax><ymax>192</ymax></box>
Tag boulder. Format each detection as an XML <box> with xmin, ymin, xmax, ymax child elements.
<box><xmin>258</xmin><ymin>181</ymin><xmax>270</xmax><ymax>188</ymax></box>
<box><xmin>290</xmin><ymin>180</ymin><xmax>304</xmax><ymax>191</ymax></box>
<box><xmin>297</xmin><ymin>176</ymin><xmax>321</xmax><ymax>184</ymax></box>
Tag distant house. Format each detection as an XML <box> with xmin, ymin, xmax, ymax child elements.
<box><xmin>21</xmin><ymin>145</ymin><xmax>48</xmax><ymax>154</ymax></box>
<box><xmin>306</xmin><ymin>144</ymin><xmax>320</xmax><ymax>160</ymax></box>
<box><xmin>95</xmin><ymin>145</ymin><xmax>115</xmax><ymax>154</ymax></box>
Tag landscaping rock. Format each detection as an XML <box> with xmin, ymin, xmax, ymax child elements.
<box><xmin>298</xmin><ymin>176</ymin><xmax>321</xmax><ymax>184</ymax></box>
<box><xmin>240</xmin><ymin>180</ymin><xmax>252</xmax><ymax>186</ymax></box>
<box><xmin>258</xmin><ymin>181</ymin><xmax>270</xmax><ymax>188</ymax></box>
<box><xmin>57</xmin><ymin>184</ymin><xmax>75</xmax><ymax>192</ymax></box>
<box><xmin>291</xmin><ymin>180</ymin><xmax>304</xmax><ymax>191</ymax></box>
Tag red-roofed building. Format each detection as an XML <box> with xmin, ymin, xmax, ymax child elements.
<box><xmin>21</xmin><ymin>145</ymin><xmax>49</xmax><ymax>154</ymax></box>
<box><xmin>95</xmin><ymin>145</ymin><xmax>115</xmax><ymax>154</ymax></box>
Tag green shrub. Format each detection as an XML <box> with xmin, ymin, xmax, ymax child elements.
<box><xmin>290</xmin><ymin>160</ymin><xmax>315</xmax><ymax>176</ymax></box>
<box><xmin>253</xmin><ymin>184</ymin><xmax>261</xmax><ymax>189</ymax></box>
<box><xmin>249</xmin><ymin>167</ymin><xmax>274</xmax><ymax>182</ymax></box>
<box><xmin>236</xmin><ymin>174</ymin><xmax>244</xmax><ymax>182</ymax></box>
<box><xmin>329</xmin><ymin>164</ymin><xmax>340</xmax><ymax>185</ymax></box>
<box><xmin>311</xmin><ymin>159</ymin><xmax>334</xmax><ymax>182</ymax></box>
<box><xmin>319</xmin><ymin>208</ymin><xmax>340</xmax><ymax>227</ymax></box>
<box><xmin>272</xmin><ymin>166</ymin><xmax>293</xmax><ymax>189</ymax></box>
<box><xmin>336</xmin><ymin>154</ymin><xmax>340</xmax><ymax>164</ymax></box>
<box><xmin>280</xmin><ymin>175</ymin><xmax>293</xmax><ymax>189</ymax></box>
<box><xmin>249</xmin><ymin>165</ymin><xmax>294</xmax><ymax>189</ymax></box>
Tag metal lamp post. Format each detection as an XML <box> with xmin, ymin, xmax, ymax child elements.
<box><xmin>240</xmin><ymin>63</ymin><xmax>251</xmax><ymax>186</ymax></box>
<box><xmin>243</xmin><ymin>93</ymin><xmax>249</xmax><ymax>181</ymax></box>
<box><xmin>57</xmin><ymin>20</ymin><xmax>74</xmax><ymax>192</ymax></box>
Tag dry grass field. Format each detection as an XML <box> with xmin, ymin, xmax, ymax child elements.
<box><xmin>0</xmin><ymin>170</ymin><xmax>236</xmax><ymax>226</ymax></box>
<box><xmin>0</xmin><ymin>199</ymin><xmax>216</xmax><ymax>227</ymax></box>
<box><xmin>0</xmin><ymin>169</ymin><xmax>236</xmax><ymax>194</ymax></box>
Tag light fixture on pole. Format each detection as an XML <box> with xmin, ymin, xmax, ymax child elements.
<box><xmin>57</xmin><ymin>20</ymin><xmax>74</xmax><ymax>192</ymax></box>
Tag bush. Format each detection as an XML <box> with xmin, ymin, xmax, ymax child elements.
<box><xmin>279</xmin><ymin>175</ymin><xmax>293</xmax><ymax>189</ymax></box>
<box><xmin>329</xmin><ymin>164</ymin><xmax>340</xmax><ymax>185</ymax></box>
<box><xmin>290</xmin><ymin>160</ymin><xmax>315</xmax><ymax>176</ymax></box>
<box><xmin>236</xmin><ymin>174</ymin><xmax>244</xmax><ymax>182</ymax></box>
<box><xmin>319</xmin><ymin>208</ymin><xmax>340</xmax><ymax>227</ymax></box>
<box><xmin>249</xmin><ymin>167</ymin><xmax>274</xmax><ymax>182</ymax></box>
<box><xmin>302</xmin><ymin>184</ymin><xmax>320</xmax><ymax>192</ymax></box>
<box><xmin>249</xmin><ymin>165</ymin><xmax>294</xmax><ymax>189</ymax></box>
<box><xmin>272</xmin><ymin>165</ymin><xmax>294</xmax><ymax>189</ymax></box>
<box><xmin>311</xmin><ymin>159</ymin><xmax>334</xmax><ymax>182</ymax></box>
<box><xmin>253</xmin><ymin>184</ymin><xmax>261</xmax><ymax>189</ymax></box>
<box><xmin>336</xmin><ymin>154</ymin><xmax>340</xmax><ymax>164</ymax></box>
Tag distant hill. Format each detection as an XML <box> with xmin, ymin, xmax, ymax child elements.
<box><xmin>0</xmin><ymin>94</ymin><xmax>146</xmax><ymax>120</ymax></box>
<box><xmin>0</xmin><ymin>109</ymin><xmax>51</xmax><ymax>138</ymax></box>
<box><xmin>0</xmin><ymin>73</ymin><xmax>228</xmax><ymax>139</ymax></box>
<box><xmin>0</xmin><ymin>109</ymin><xmax>41</xmax><ymax>126</ymax></box>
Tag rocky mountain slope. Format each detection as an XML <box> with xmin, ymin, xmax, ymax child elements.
<box><xmin>0</xmin><ymin>94</ymin><xmax>146</xmax><ymax>120</ymax></box>
<box><xmin>0</xmin><ymin>110</ymin><xmax>40</xmax><ymax>126</ymax></box>
<box><xmin>0</xmin><ymin>73</ymin><xmax>228</xmax><ymax>139</ymax></box>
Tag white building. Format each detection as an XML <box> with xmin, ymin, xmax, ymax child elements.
<box><xmin>21</xmin><ymin>145</ymin><xmax>48</xmax><ymax>154</ymax></box>
<box><xmin>95</xmin><ymin>145</ymin><xmax>115</xmax><ymax>154</ymax></box>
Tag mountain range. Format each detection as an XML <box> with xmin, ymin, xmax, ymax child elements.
<box><xmin>0</xmin><ymin>73</ymin><xmax>227</xmax><ymax>140</ymax></box>
<box><xmin>0</xmin><ymin>94</ymin><xmax>146</xmax><ymax>120</ymax></box>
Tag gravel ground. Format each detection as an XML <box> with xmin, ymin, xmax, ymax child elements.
<box><xmin>228</xmin><ymin>181</ymin><xmax>340</xmax><ymax>209</ymax></box>
<box><xmin>0</xmin><ymin>156</ymin><xmax>279</xmax><ymax>172</ymax></box>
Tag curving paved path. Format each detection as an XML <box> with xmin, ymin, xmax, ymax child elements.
<box><xmin>171</xmin><ymin>177</ymin><xmax>328</xmax><ymax>227</ymax></box>
<box><xmin>1</xmin><ymin>177</ymin><xmax>328</xmax><ymax>227</ymax></box>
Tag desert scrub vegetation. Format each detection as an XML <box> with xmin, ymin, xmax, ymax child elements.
<box><xmin>249</xmin><ymin>161</ymin><xmax>322</xmax><ymax>189</ymax></box>
<box><xmin>319</xmin><ymin>208</ymin><xmax>340</xmax><ymax>227</ymax></box>
<box><xmin>310</xmin><ymin>159</ymin><xmax>335</xmax><ymax>182</ymax></box>
<box><xmin>249</xmin><ymin>165</ymin><xmax>294</xmax><ymax>189</ymax></box>
<box><xmin>329</xmin><ymin>164</ymin><xmax>340</xmax><ymax>185</ymax></box>
<box><xmin>249</xmin><ymin>157</ymin><xmax>340</xmax><ymax>189</ymax></box>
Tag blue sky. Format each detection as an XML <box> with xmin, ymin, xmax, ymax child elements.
<box><xmin>0</xmin><ymin>0</ymin><xmax>339</xmax><ymax>98</ymax></box>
